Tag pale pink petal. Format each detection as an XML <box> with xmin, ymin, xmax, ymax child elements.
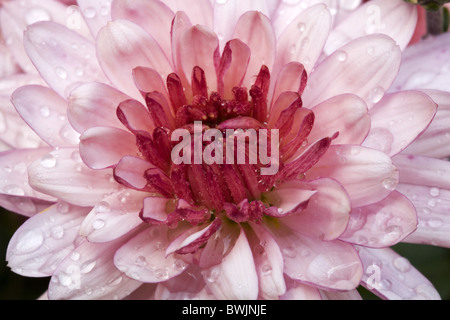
<box><xmin>397</xmin><ymin>183</ymin><xmax>450</xmax><ymax>248</ymax></box>
<box><xmin>0</xmin><ymin>148</ymin><xmax>55</xmax><ymax>202</ymax></box>
<box><xmin>0</xmin><ymin>0</ymin><xmax>92</xmax><ymax>74</ymax></box>
<box><xmin>402</xmin><ymin>90</ymin><xmax>450</xmax><ymax>158</ymax></box>
<box><xmin>28</xmin><ymin>148</ymin><xmax>122</xmax><ymax>207</ymax></box>
<box><xmin>363</xmin><ymin>91</ymin><xmax>437</xmax><ymax>156</ymax></box>
<box><xmin>340</xmin><ymin>191</ymin><xmax>417</xmax><ymax>248</ymax></box>
<box><xmin>117</xmin><ymin>99</ymin><xmax>155</xmax><ymax>134</ymax></box>
<box><xmin>111</xmin><ymin>0</ymin><xmax>174</xmax><ymax>58</ymax></box>
<box><xmin>281</xmin><ymin>279</ymin><xmax>321</xmax><ymax>300</ymax></box>
<box><xmin>233</xmin><ymin>11</ymin><xmax>276</xmax><ymax>88</ymax></box>
<box><xmin>113</xmin><ymin>156</ymin><xmax>155</xmax><ymax>190</ymax></box>
<box><xmin>24</xmin><ymin>21</ymin><xmax>106</xmax><ymax>98</ymax></box>
<box><xmin>275</xmin><ymin>3</ymin><xmax>331</xmax><ymax>74</ymax></box>
<box><xmin>164</xmin><ymin>0</ymin><xmax>213</xmax><ymax>29</ymax></box>
<box><xmin>247</xmin><ymin>223</ymin><xmax>286</xmax><ymax>300</ymax></box>
<box><xmin>391</xmin><ymin>32</ymin><xmax>450</xmax><ymax>92</ymax></box>
<box><xmin>78</xmin><ymin>0</ymin><xmax>112</xmax><ymax>37</ymax></box>
<box><xmin>203</xmin><ymin>227</ymin><xmax>259</xmax><ymax>299</ymax></box>
<box><xmin>393</xmin><ymin>154</ymin><xmax>450</xmax><ymax>190</ymax></box>
<box><xmin>213</xmin><ymin>0</ymin><xmax>272</xmax><ymax>49</ymax></box>
<box><xmin>12</xmin><ymin>85</ymin><xmax>80</xmax><ymax>147</ymax></box>
<box><xmin>358</xmin><ymin>246</ymin><xmax>440</xmax><ymax>300</ymax></box>
<box><xmin>217</xmin><ymin>39</ymin><xmax>251</xmax><ymax>100</ymax></box>
<box><xmin>79</xmin><ymin>190</ymin><xmax>144</xmax><ymax>243</ymax></box>
<box><xmin>324</xmin><ymin>0</ymin><xmax>417</xmax><ymax>54</ymax></box>
<box><xmin>269</xmin><ymin>222</ymin><xmax>362</xmax><ymax>291</ymax></box>
<box><xmin>320</xmin><ymin>289</ymin><xmax>362</xmax><ymax>300</ymax></box>
<box><xmin>0</xmin><ymin>194</ymin><xmax>53</xmax><ymax>217</ymax></box>
<box><xmin>282</xmin><ymin>178</ymin><xmax>351</xmax><ymax>241</ymax></box>
<box><xmin>114</xmin><ymin>226</ymin><xmax>187</xmax><ymax>283</ymax></box>
<box><xmin>263</xmin><ymin>179</ymin><xmax>316</xmax><ymax>214</ymax></box>
<box><xmin>67</xmin><ymin>82</ymin><xmax>130</xmax><ymax>133</ymax></box>
<box><xmin>171</xmin><ymin>11</ymin><xmax>193</xmax><ymax>94</ymax></box>
<box><xmin>49</xmin><ymin>237</ymin><xmax>142</xmax><ymax>300</ymax></box>
<box><xmin>309</xmin><ymin>93</ymin><xmax>370</xmax><ymax>145</ymax></box>
<box><xmin>0</xmin><ymin>74</ymin><xmax>46</xmax><ymax>96</ymax></box>
<box><xmin>132</xmin><ymin>67</ymin><xmax>169</xmax><ymax>101</ymax></box>
<box><xmin>0</xmin><ymin>95</ymin><xmax>46</xmax><ymax>150</ymax></box>
<box><xmin>177</xmin><ymin>25</ymin><xmax>220</xmax><ymax>95</ymax></box>
<box><xmin>79</xmin><ymin>127</ymin><xmax>138</xmax><ymax>170</ymax></box>
<box><xmin>302</xmin><ymin>34</ymin><xmax>401</xmax><ymax>109</ymax></box>
<box><xmin>269</xmin><ymin>62</ymin><xmax>307</xmax><ymax>108</ymax></box>
<box><xmin>96</xmin><ymin>19</ymin><xmax>173</xmax><ymax>99</ymax></box>
<box><xmin>308</xmin><ymin>145</ymin><xmax>399</xmax><ymax>207</ymax></box>
<box><xmin>6</xmin><ymin>203</ymin><xmax>89</xmax><ymax>277</ymax></box>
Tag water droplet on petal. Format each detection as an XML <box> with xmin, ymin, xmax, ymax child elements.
<box><xmin>50</xmin><ymin>226</ymin><xmax>64</xmax><ymax>239</ymax></box>
<box><xmin>203</xmin><ymin>267</ymin><xmax>220</xmax><ymax>283</ymax></box>
<box><xmin>41</xmin><ymin>154</ymin><xmax>57</xmax><ymax>168</ymax></box>
<box><xmin>39</xmin><ymin>106</ymin><xmax>50</xmax><ymax>118</ymax></box>
<box><xmin>297</xmin><ymin>22</ymin><xmax>306</xmax><ymax>33</ymax></box>
<box><xmin>81</xmin><ymin>260</ymin><xmax>96</xmax><ymax>274</ymax></box>
<box><xmin>135</xmin><ymin>256</ymin><xmax>147</xmax><ymax>266</ymax></box>
<box><xmin>337</xmin><ymin>50</ymin><xmax>348</xmax><ymax>62</ymax></box>
<box><xmin>369</xmin><ymin>86</ymin><xmax>384</xmax><ymax>104</ymax></box>
<box><xmin>393</xmin><ymin>257</ymin><xmax>411</xmax><ymax>273</ymax></box>
<box><xmin>282</xmin><ymin>246</ymin><xmax>297</xmax><ymax>259</ymax></box>
<box><xmin>3</xmin><ymin>185</ymin><xmax>25</xmax><ymax>196</ymax></box>
<box><xmin>83</xmin><ymin>7</ymin><xmax>97</xmax><ymax>19</ymax></box>
<box><xmin>70</xmin><ymin>252</ymin><xmax>80</xmax><ymax>261</ymax></box>
<box><xmin>261</xmin><ymin>264</ymin><xmax>273</xmax><ymax>276</ymax></box>
<box><xmin>429</xmin><ymin>187</ymin><xmax>440</xmax><ymax>197</ymax></box>
<box><xmin>154</xmin><ymin>268</ymin><xmax>169</xmax><ymax>281</ymax></box>
<box><xmin>55</xmin><ymin>67</ymin><xmax>68</xmax><ymax>80</ymax></box>
<box><xmin>382</xmin><ymin>178</ymin><xmax>397</xmax><ymax>191</ymax></box>
<box><xmin>92</xmin><ymin>219</ymin><xmax>105</xmax><ymax>230</ymax></box>
<box><xmin>15</xmin><ymin>229</ymin><xmax>44</xmax><ymax>254</ymax></box>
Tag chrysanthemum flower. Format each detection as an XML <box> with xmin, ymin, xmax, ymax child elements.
<box><xmin>1</xmin><ymin>0</ymin><xmax>449</xmax><ymax>300</ymax></box>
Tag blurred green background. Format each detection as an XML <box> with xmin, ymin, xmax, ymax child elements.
<box><xmin>1</xmin><ymin>206</ymin><xmax>450</xmax><ymax>300</ymax></box>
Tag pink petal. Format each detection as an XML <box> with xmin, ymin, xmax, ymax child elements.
<box><xmin>11</xmin><ymin>85</ymin><xmax>80</xmax><ymax>147</ymax></box>
<box><xmin>96</xmin><ymin>19</ymin><xmax>173</xmax><ymax>99</ymax></box>
<box><xmin>247</xmin><ymin>223</ymin><xmax>286</xmax><ymax>300</ymax></box>
<box><xmin>309</xmin><ymin>93</ymin><xmax>370</xmax><ymax>146</ymax></box>
<box><xmin>217</xmin><ymin>39</ymin><xmax>251</xmax><ymax>100</ymax></box>
<box><xmin>164</xmin><ymin>0</ymin><xmax>213</xmax><ymax>29</ymax></box>
<box><xmin>67</xmin><ymin>82</ymin><xmax>130</xmax><ymax>134</ymax></box>
<box><xmin>114</xmin><ymin>156</ymin><xmax>155</xmax><ymax>190</ymax></box>
<box><xmin>270</xmin><ymin>62</ymin><xmax>307</xmax><ymax>108</ymax></box>
<box><xmin>282</xmin><ymin>178</ymin><xmax>351</xmax><ymax>241</ymax></box>
<box><xmin>324</xmin><ymin>0</ymin><xmax>418</xmax><ymax>54</ymax></box>
<box><xmin>79</xmin><ymin>190</ymin><xmax>144</xmax><ymax>243</ymax></box>
<box><xmin>171</xmin><ymin>11</ymin><xmax>193</xmax><ymax>95</ymax></box>
<box><xmin>0</xmin><ymin>194</ymin><xmax>53</xmax><ymax>218</ymax></box>
<box><xmin>111</xmin><ymin>0</ymin><xmax>174</xmax><ymax>58</ymax></box>
<box><xmin>176</xmin><ymin>25</ymin><xmax>220</xmax><ymax>95</ymax></box>
<box><xmin>28</xmin><ymin>147</ymin><xmax>122</xmax><ymax>207</ymax></box>
<box><xmin>275</xmin><ymin>3</ymin><xmax>331</xmax><ymax>74</ymax></box>
<box><xmin>269</xmin><ymin>222</ymin><xmax>363</xmax><ymax>291</ymax></box>
<box><xmin>117</xmin><ymin>99</ymin><xmax>155</xmax><ymax>134</ymax></box>
<box><xmin>203</xmin><ymin>227</ymin><xmax>259</xmax><ymax>299</ymax></box>
<box><xmin>340</xmin><ymin>191</ymin><xmax>417</xmax><ymax>247</ymax></box>
<box><xmin>307</xmin><ymin>145</ymin><xmax>399</xmax><ymax>207</ymax></box>
<box><xmin>140</xmin><ymin>196</ymin><xmax>172</xmax><ymax>225</ymax></box>
<box><xmin>281</xmin><ymin>279</ymin><xmax>321</xmax><ymax>300</ymax></box>
<box><xmin>6</xmin><ymin>202</ymin><xmax>89</xmax><ymax>277</ymax></box>
<box><xmin>132</xmin><ymin>67</ymin><xmax>169</xmax><ymax>101</ymax></box>
<box><xmin>114</xmin><ymin>226</ymin><xmax>187</xmax><ymax>283</ymax></box>
<box><xmin>358</xmin><ymin>246</ymin><xmax>440</xmax><ymax>300</ymax></box>
<box><xmin>363</xmin><ymin>91</ymin><xmax>437</xmax><ymax>156</ymax></box>
<box><xmin>403</xmin><ymin>90</ymin><xmax>450</xmax><ymax>158</ymax></box>
<box><xmin>24</xmin><ymin>21</ymin><xmax>106</xmax><ymax>98</ymax></box>
<box><xmin>78</xmin><ymin>0</ymin><xmax>112</xmax><ymax>37</ymax></box>
<box><xmin>397</xmin><ymin>183</ymin><xmax>450</xmax><ymax>248</ymax></box>
<box><xmin>320</xmin><ymin>289</ymin><xmax>362</xmax><ymax>300</ymax></box>
<box><xmin>80</xmin><ymin>126</ymin><xmax>138</xmax><ymax>170</ymax></box>
<box><xmin>49</xmin><ymin>237</ymin><xmax>142</xmax><ymax>300</ymax></box>
<box><xmin>233</xmin><ymin>11</ymin><xmax>276</xmax><ymax>88</ymax></box>
<box><xmin>392</xmin><ymin>32</ymin><xmax>450</xmax><ymax>92</ymax></box>
<box><xmin>263</xmin><ymin>179</ymin><xmax>316</xmax><ymax>214</ymax></box>
<box><xmin>0</xmin><ymin>147</ymin><xmax>56</xmax><ymax>202</ymax></box>
<box><xmin>302</xmin><ymin>34</ymin><xmax>401</xmax><ymax>109</ymax></box>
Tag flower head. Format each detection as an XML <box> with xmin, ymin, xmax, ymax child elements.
<box><xmin>1</xmin><ymin>0</ymin><xmax>449</xmax><ymax>300</ymax></box>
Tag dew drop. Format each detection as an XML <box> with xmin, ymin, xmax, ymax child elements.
<box><xmin>55</xmin><ymin>67</ymin><xmax>68</xmax><ymax>80</ymax></box>
<box><xmin>429</xmin><ymin>187</ymin><xmax>440</xmax><ymax>197</ymax></box>
<box><xmin>203</xmin><ymin>267</ymin><xmax>220</xmax><ymax>283</ymax></box>
<box><xmin>297</xmin><ymin>22</ymin><xmax>306</xmax><ymax>33</ymax></box>
<box><xmin>393</xmin><ymin>257</ymin><xmax>411</xmax><ymax>273</ymax></box>
<box><xmin>282</xmin><ymin>246</ymin><xmax>297</xmax><ymax>259</ymax></box>
<box><xmin>3</xmin><ymin>185</ymin><xmax>25</xmax><ymax>196</ymax></box>
<box><xmin>154</xmin><ymin>268</ymin><xmax>169</xmax><ymax>281</ymax></box>
<box><xmin>261</xmin><ymin>264</ymin><xmax>273</xmax><ymax>276</ymax></box>
<box><xmin>15</xmin><ymin>229</ymin><xmax>44</xmax><ymax>254</ymax></box>
<box><xmin>337</xmin><ymin>50</ymin><xmax>348</xmax><ymax>62</ymax></box>
<box><xmin>135</xmin><ymin>255</ymin><xmax>147</xmax><ymax>266</ymax></box>
<box><xmin>39</xmin><ymin>106</ymin><xmax>50</xmax><ymax>118</ymax></box>
<box><xmin>173</xmin><ymin>259</ymin><xmax>187</xmax><ymax>271</ymax></box>
<box><xmin>50</xmin><ymin>226</ymin><xmax>64</xmax><ymax>239</ymax></box>
<box><xmin>70</xmin><ymin>252</ymin><xmax>80</xmax><ymax>261</ymax></box>
<box><xmin>57</xmin><ymin>202</ymin><xmax>70</xmax><ymax>213</ymax></box>
<box><xmin>83</xmin><ymin>7</ymin><xmax>97</xmax><ymax>19</ymax></box>
<box><xmin>41</xmin><ymin>154</ymin><xmax>57</xmax><ymax>168</ymax></box>
<box><xmin>81</xmin><ymin>260</ymin><xmax>97</xmax><ymax>274</ymax></box>
<box><xmin>427</xmin><ymin>218</ymin><xmax>443</xmax><ymax>229</ymax></box>
<box><xmin>108</xmin><ymin>276</ymin><xmax>123</xmax><ymax>287</ymax></box>
<box><xmin>96</xmin><ymin>201</ymin><xmax>111</xmax><ymax>213</ymax></box>
<box><xmin>382</xmin><ymin>178</ymin><xmax>397</xmax><ymax>191</ymax></box>
<box><xmin>369</xmin><ymin>86</ymin><xmax>384</xmax><ymax>104</ymax></box>
<box><xmin>92</xmin><ymin>219</ymin><xmax>105</xmax><ymax>230</ymax></box>
<box><xmin>414</xmin><ymin>284</ymin><xmax>440</xmax><ymax>300</ymax></box>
